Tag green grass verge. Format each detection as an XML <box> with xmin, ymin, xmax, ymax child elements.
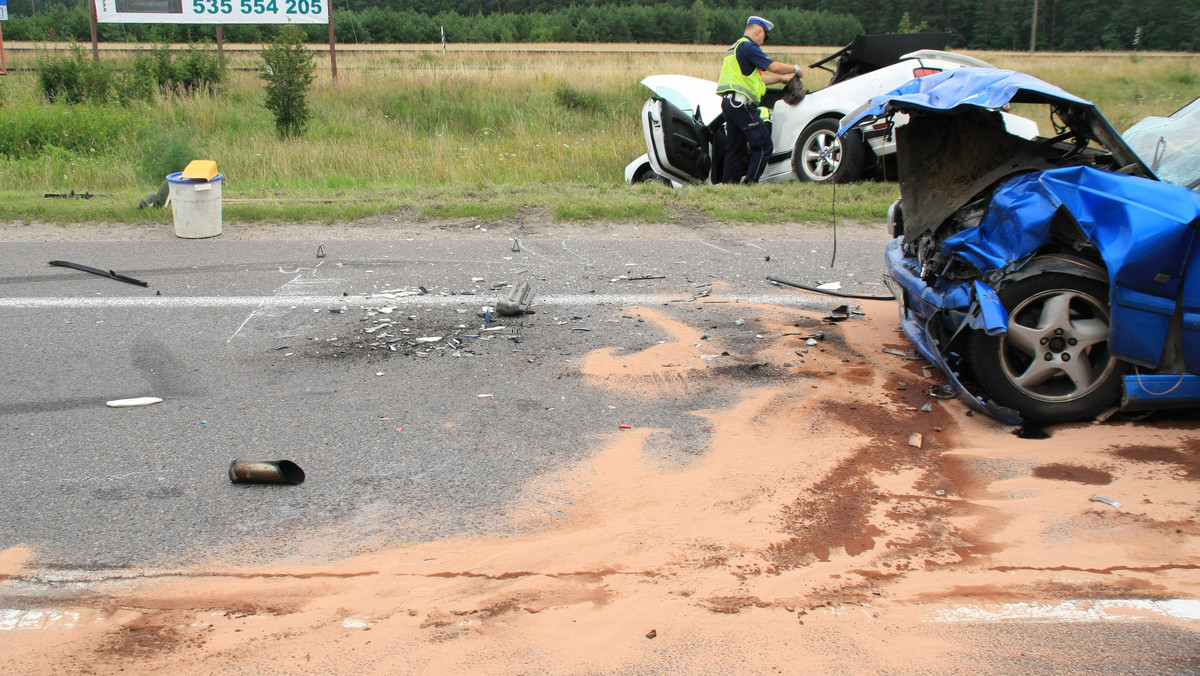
<box><xmin>0</xmin><ymin>182</ymin><xmax>898</xmax><ymax>226</ymax></box>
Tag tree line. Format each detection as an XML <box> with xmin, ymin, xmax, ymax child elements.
<box><xmin>3</xmin><ymin>0</ymin><xmax>1196</xmax><ymax>51</ymax></box>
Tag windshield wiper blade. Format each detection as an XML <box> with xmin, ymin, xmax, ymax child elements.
<box><xmin>48</xmin><ymin>260</ymin><xmax>150</xmax><ymax>288</ymax></box>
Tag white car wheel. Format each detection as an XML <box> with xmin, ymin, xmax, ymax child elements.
<box><xmin>792</xmin><ymin>119</ymin><xmax>864</xmax><ymax>183</ymax></box>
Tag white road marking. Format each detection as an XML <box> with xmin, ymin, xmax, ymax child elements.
<box><xmin>0</xmin><ymin>293</ymin><xmax>830</xmax><ymax>310</ymax></box>
<box><xmin>931</xmin><ymin>599</ymin><xmax>1200</xmax><ymax>624</ymax></box>
<box><xmin>5</xmin><ymin>599</ymin><xmax>1200</xmax><ymax>631</ymax></box>
<box><xmin>0</xmin><ymin>609</ymin><xmax>81</xmax><ymax>630</ymax></box>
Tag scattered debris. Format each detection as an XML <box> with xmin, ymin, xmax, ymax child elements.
<box><xmin>497</xmin><ymin>281</ymin><xmax>534</xmax><ymax>316</ymax></box>
<box><xmin>478</xmin><ymin>394</ymin><xmax>494</xmax><ymax>398</ymax></box>
<box><xmin>907</xmin><ymin>433</ymin><xmax>923</xmax><ymax>448</ymax></box>
<box><xmin>928</xmin><ymin>385</ymin><xmax>955</xmax><ymax>399</ymax></box>
<box><xmin>806</xmin><ymin>338</ymin><xmax>819</xmax><ymax>347</ymax></box>
<box><xmin>645</xmin><ymin>629</ymin><xmax>657</xmax><ymax>639</ymax></box>
<box><xmin>228</xmin><ymin>459</ymin><xmax>306</xmax><ymax>485</ymax></box>
<box><xmin>106</xmin><ymin>397</ymin><xmax>162</xmax><ymax>408</ymax></box>
<box><xmin>415</xmin><ymin>336</ymin><xmax>443</xmax><ymax>343</ymax></box>
<box><xmin>881</xmin><ymin>348</ymin><xmax>906</xmax><ymax>357</ymax></box>
<box><xmin>734</xmin><ymin>318</ymin><xmax>745</xmax><ymax>326</ymax></box>
<box><xmin>45</xmin><ymin>190</ymin><xmax>94</xmax><ymax>199</ymax></box>
<box><xmin>816</xmin><ymin>281</ymin><xmax>842</xmax><ymax>291</ymax></box>
<box><xmin>1089</xmin><ymin>496</ymin><xmax>1122</xmax><ymax>509</ymax></box>
<box><xmin>825</xmin><ymin>305</ymin><xmax>851</xmax><ymax>322</ymax></box>
<box><xmin>49</xmin><ymin>260</ymin><xmax>149</xmax><ymax>288</ymax></box>
<box><xmin>920</xmin><ymin>402</ymin><xmax>932</xmax><ymax>413</ymax></box>
<box><xmin>619</xmin><ymin>424</ymin><xmax>632</xmax><ymax>429</ymax></box>
<box><xmin>316</xmin><ymin>243</ymin><xmax>326</xmax><ymax>258</ymax></box>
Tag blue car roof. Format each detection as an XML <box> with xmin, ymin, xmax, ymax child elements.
<box><xmin>839</xmin><ymin>68</ymin><xmax>1092</xmax><ymax>134</ymax></box>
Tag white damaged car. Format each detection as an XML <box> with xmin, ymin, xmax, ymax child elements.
<box><xmin>627</xmin><ymin>33</ymin><xmax>1031</xmax><ymax>185</ymax></box>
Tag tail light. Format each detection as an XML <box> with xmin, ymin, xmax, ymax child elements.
<box><xmin>912</xmin><ymin>67</ymin><xmax>942</xmax><ymax>78</ymax></box>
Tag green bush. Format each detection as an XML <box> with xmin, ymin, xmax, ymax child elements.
<box><xmin>260</xmin><ymin>25</ymin><xmax>317</xmax><ymax>139</ymax></box>
<box><xmin>127</xmin><ymin>43</ymin><xmax>223</xmax><ymax>96</ymax></box>
<box><xmin>0</xmin><ymin>102</ymin><xmax>137</xmax><ymax>159</ymax></box>
<box><xmin>35</xmin><ymin>45</ymin><xmax>114</xmax><ymax>104</ymax></box>
<box><xmin>174</xmin><ymin>43</ymin><xmax>224</xmax><ymax>94</ymax></box>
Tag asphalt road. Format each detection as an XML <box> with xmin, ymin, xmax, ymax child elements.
<box><xmin>5</xmin><ymin>229</ymin><xmax>1200</xmax><ymax>674</ymax></box>
<box><xmin>0</xmin><ymin>233</ymin><xmax>891</xmax><ymax>569</ymax></box>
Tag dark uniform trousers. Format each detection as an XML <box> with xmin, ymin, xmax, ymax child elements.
<box><xmin>721</xmin><ymin>93</ymin><xmax>772</xmax><ymax>184</ymax></box>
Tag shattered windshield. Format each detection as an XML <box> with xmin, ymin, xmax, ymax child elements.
<box><xmin>1123</xmin><ymin>97</ymin><xmax>1200</xmax><ymax>191</ymax></box>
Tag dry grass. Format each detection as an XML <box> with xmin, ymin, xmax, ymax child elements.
<box><xmin>0</xmin><ymin>44</ymin><xmax>1195</xmax><ymax>224</ymax></box>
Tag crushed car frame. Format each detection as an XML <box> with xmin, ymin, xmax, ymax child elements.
<box><xmin>841</xmin><ymin>69</ymin><xmax>1200</xmax><ymax>423</ymax></box>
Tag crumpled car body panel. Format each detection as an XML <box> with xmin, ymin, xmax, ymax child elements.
<box><xmin>941</xmin><ymin>166</ymin><xmax>1200</xmax><ymax>366</ymax></box>
<box><xmin>845</xmin><ymin>68</ymin><xmax>1200</xmax><ymax>422</ymax></box>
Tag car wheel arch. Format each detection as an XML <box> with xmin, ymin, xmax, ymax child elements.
<box><xmin>995</xmin><ymin>253</ymin><xmax>1108</xmax><ymax>290</ymax></box>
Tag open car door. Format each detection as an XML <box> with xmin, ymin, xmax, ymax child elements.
<box><xmin>642</xmin><ymin>96</ymin><xmax>715</xmax><ymax>184</ymax></box>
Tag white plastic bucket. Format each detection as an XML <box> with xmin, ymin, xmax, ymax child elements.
<box><xmin>167</xmin><ymin>171</ymin><xmax>223</xmax><ymax>239</ymax></box>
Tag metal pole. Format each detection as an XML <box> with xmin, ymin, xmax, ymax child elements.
<box><xmin>0</xmin><ymin>20</ymin><xmax>7</xmax><ymax>76</ymax></box>
<box><xmin>327</xmin><ymin>0</ymin><xmax>337</xmax><ymax>80</ymax></box>
<box><xmin>1030</xmin><ymin>0</ymin><xmax>1039</xmax><ymax>53</ymax></box>
<box><xmin>89</xmin><ymin>0</ymin><xmax>99</xmax><ymax>60</ymax></box>
<box><xmin>216</xmin><ymin>24</ymin><xmax>224</xmax><ymax>70</ymax></box>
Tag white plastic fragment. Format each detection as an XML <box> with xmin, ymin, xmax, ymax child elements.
<box><xmin>106</xmin><ymin>397</ymin><xmax>163</xmax><ymax>408</ymax></box>
<box><xmin>1090</xmin><ymin>496</ymin><xmax>1122</xmax><ymax>508</ymax></box>
<box><xmin>816</xmin><ymin>282</ymin><xmax>842</xmax><ymax>291</ymax></box>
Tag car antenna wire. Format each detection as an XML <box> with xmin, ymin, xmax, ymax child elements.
<box><xmin>830</xmin><ymin>180</ymin><xmax>838</xmax><ymax>268</ymax></box>
<box><xmin>768</xmin><ymin>178</ymin><xmax>891</xmax><ymax>301</ymax></box>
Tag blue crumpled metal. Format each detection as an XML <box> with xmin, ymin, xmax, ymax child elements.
<box><xmin>839</xmin><ymin>68</ymin><xmax>1091</xmax><ymax>135</ymax></box>
<box><xmin>941</xmin><ymin>166</ymin><xmax>1200</xmax><ymax>365</ymax></box>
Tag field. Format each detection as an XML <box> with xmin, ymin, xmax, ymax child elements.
<box><xmin>0</xmin><ymin>43</ymin><xmax>1196</xmax><ymax>225</ymax></box>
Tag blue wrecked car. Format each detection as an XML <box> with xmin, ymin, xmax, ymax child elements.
<box><xmin>840</xmin><ymin>69</ymin><xmax>1200</xmax><ymax>423</ymax></box>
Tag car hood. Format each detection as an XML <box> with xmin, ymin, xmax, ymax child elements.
<box><xmin>640</xmin><ymin>75</ymin><xmax>723</xmax><ymax>125</ymax></box>
<box><xmin>839</xmin><ymin>68</ymin><xmax>1155</xmax><ymax>242</ymax></box>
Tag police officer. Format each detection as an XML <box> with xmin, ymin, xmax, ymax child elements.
<box><xmin>717</xmin><ymin>16</ymin><xmax>805</xmax><ymax>184</ymax></box>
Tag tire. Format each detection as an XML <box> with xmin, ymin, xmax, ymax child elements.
<box><xmin>968</xmin><ymin>273</ymin><xmax>1126</xmax><ymax>422</ymax></box>
<box><xmin>792</xmin><ymin>118</ymin><xmax>864</xmax><ymax>183</ymax></box>
<box><xmin>632</xmin><ymin>166</ymin><xmax>671</xmax><ymax>186</ymax></box>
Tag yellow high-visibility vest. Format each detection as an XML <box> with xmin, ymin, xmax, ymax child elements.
<box><xmin>716</xmin><ymin>37</ymin><xmax>767</xmax><ymax>106</ymax></box>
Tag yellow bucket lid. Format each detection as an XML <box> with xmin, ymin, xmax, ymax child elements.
<box><xmin>181</xmin><ymin>160</ymin><xmax>219</xmax><ymax>181</ymax></box>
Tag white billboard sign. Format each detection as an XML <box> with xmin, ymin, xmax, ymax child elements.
<box><xmin>96</xmin><ymin>0</ymin><xmax>328</xmax><ymax>24</ymax></box>
<box><xmin>0</xmin><ymin>0</ymin><xmax>8</xmax><ymax>22</ymax></box>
